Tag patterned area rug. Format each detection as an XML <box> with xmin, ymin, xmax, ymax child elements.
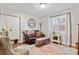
<box><xmin>29</xmin><ymin>43</ymin><xmax>64</xmax><ymax>55</ymax></box>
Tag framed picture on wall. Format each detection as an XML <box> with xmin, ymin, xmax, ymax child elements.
<box><xmin>28</xmin><ymin>18</ymin><xmax>36</xmax><ymax>28</ymax></box>
<box><xmin>59</xmin><ymin>25</ymin><xmax>65</xmax><ymax>31</ymax></box>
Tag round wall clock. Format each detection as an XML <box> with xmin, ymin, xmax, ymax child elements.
<box><xmin>28</xmin><ymin>18</ymin><xmax>36</xmax><ymax>28</ymax></box>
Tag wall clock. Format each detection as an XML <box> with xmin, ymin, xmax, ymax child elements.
<box><xmin>28</xmin><ymin>18</ymin><xmax>36</xmax><ymax>28</ymax></box>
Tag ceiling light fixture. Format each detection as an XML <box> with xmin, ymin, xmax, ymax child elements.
<box><xmin>39</xmin><ymin>3</ymin><xmax>47</xmax><ymax>8</ymax></box>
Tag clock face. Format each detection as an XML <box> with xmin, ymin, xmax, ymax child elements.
<box><xmin>28</xmin><ymin>18</ymin><xmax>36</xmax><ymax>28</ymax></box>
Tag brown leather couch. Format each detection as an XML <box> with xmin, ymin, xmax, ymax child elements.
<box><xmin>22</xmin><ymin>30</ymin><xmax>45</xmax><ymax>44</ymax></box>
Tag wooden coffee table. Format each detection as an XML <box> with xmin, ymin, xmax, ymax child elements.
<box><xmin>11</xmin><ymin>39</ymin><xmax>18</xmax><ymax>44</ymax></box>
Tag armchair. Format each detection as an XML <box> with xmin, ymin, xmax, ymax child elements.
<box><xmin>0</xmin><ymin>35</ymin><xmax>28</xmax><ymax>55</ymax></box>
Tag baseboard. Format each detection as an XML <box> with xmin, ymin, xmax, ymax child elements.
<box><xmin>53</xmin><ymin>42</ymin><xmax>76</xmax><ymax>48</ymax></box>
<box><xmin>61</xmin><ymin>44</ymin><xmax>76</xmax><ymax>48</ymax></box>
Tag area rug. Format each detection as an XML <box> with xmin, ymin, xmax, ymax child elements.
<box><xmin>13</xmin><ymin>43</ymin><xmax>77</xmax><ymax>55</ymax></box>
<box><xmin>29</xmin><ymin>43</ymin><xmax>64</xmax><ymax>55</ymax></box>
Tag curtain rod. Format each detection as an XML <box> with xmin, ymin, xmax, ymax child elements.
<box><xmin>0</xmin><ymin>11</ymin><xmax>20</xmax><ymax>18</ymax></box>
<box><xmin>49</xmin><ymin>12</ymin><xmax>70</xmax><ymax>18</ymax></box>
<box><xmin>1</xmin><ymin>13</ymin><xmax>20</xmax><ymax>18</ymax></box>
<box><xmin>0</xmin><ymin>8</ymin><xmax>20</xmax><ymax>18</ymax></box>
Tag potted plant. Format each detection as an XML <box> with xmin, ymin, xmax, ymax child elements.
<box><xmin>2</xmin><ymin>26</ymin><xmax>12</xmax><ymax>36</ymax></box>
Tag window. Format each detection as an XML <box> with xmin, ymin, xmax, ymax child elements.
<box><xmin>49</xmin><ymin>14</ymin><xmax>68</xmax><ymax>45</ymax></box>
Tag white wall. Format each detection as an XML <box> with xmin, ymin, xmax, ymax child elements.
<box><xmin>39</xmin><ymin>6</ymin><xmax>79</xmax><ymax>46</ymax></box>
<box><xmin>69</xmin><ymin>7</ymin><xmax>79</xmax><ymax>46</ymax></box>
<box><xmin>39</xmin><ymin>16</ymin><xmax>49</xmax><ymax>37</ymax></box>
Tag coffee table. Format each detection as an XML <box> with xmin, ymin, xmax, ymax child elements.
<box><xmin>11</xmin><ymin>39</ymin><xmax>18</xmax><ymax>44</ymax></box>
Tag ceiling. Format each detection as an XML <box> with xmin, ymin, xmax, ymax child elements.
<box><xmin>0</xmin><ymin>3</ymin><xmax>79</xmax><ymax>17</ymax></box>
